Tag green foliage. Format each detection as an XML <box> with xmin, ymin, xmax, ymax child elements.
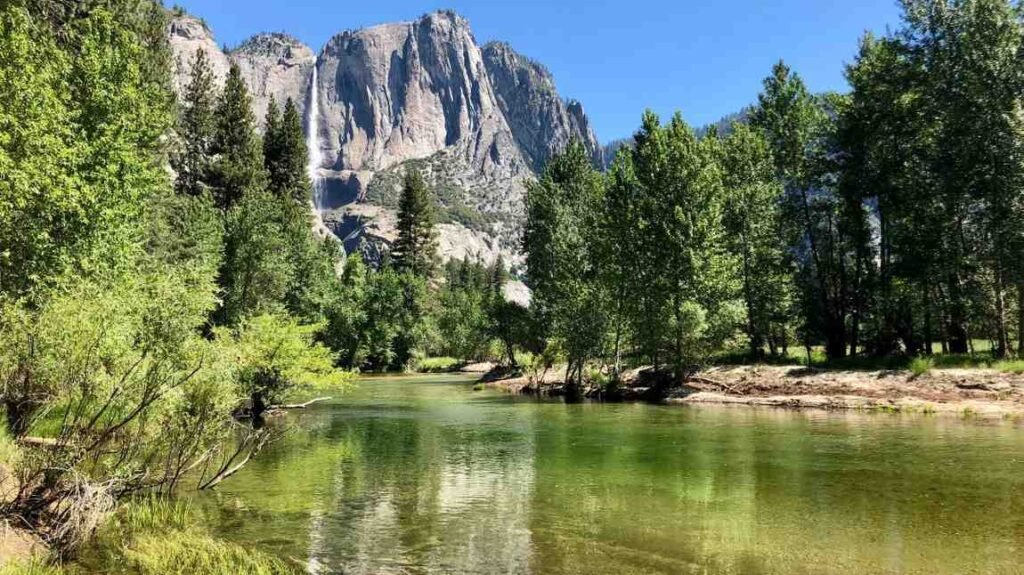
<box><xmin>209</xmin><ymin>63</ymin><xmax>267</xmax><ymax>209</ymax></box>
<box><xmin>219</xmin><ymin>191</ymin><xmax>296</xmax><ymax>324</ymax></box>
<box><xmin>217</xmin><ymin>313</ymin><xmax>352</xmax><ymax>412</ymax></box>
<box><xmin>524</xmin><ymin>141</ymin><xmax>609</xmax><ymax>389</ymax></box>
<box><xmin>993</xmin><ymin>360</ymin><xmax>1024</xmax><ymax>375</ymax></box>
<box><xmin>909</xmin><ymin>357</ymin><xmax>934</xmax><ymax>377</ymax></box>
<box><xmin>0</xmin><ymin>2</ymin><xmax>172</xmax><ymax>299</ymax></box>
<box><xmin>416</xmin><ymin>357</ymin><xmax>463</xmax><ymax>373</ymax></box>
<box><xmin>263</xmin><ymin>97</ymin><xmax>311</xmax><ymax>205</ymax></box>
<box><xmin>391</xmin><ymin>170</ymin><xmax>438</xmax><ymax>278</ymax></box>
<box><xmin>321</xmin><ymin>254</ymin><xmax>370</xmax><ymax>368</ymax></box>
<box><xmin>434</xmin><ymin>258</ymin><xmax>496</xmax><ymax>361</ymax></box>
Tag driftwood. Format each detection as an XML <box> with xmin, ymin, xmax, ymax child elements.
<box><xmin>18</xmin><ymin>437</ymin><xmax>61</xmax><ymax>448</ymax></box>
<box><xmin>268</xmin><ymin>397</ymin><xmax>332</xmax><ymax>410</ymax></box>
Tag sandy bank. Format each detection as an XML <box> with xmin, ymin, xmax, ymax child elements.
<box><xmin>482</xmin><ymin>364</ymin><xmax>1024</xmax><ymax>419</ymax></box>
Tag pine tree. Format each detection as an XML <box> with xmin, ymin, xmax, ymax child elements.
<box><xmin>263</xmin><ymin>96</ymin><xmax>311</xmax><ymax>205</ymax></box>
<box><xmin>279</xmin><ymin>97</ymin><xmax>312</xmax><ymax>205</ymax></box>
<box><xmin>262</xmin><ymin>94</ymin><xmax>281</xmax><ymax>174</ymax></box>
<box><xmin>210</xmin><ymin>63</ymin><xmax>267</xmax><ymax>209</ymax></box>
<box><xmin>174</xmin><ymin>48</ymin><xmax>217</xmax><ymax>197</ymax></box>
<box><xmin>391</xmin><ymin>170</ymin><xmax>438</xmax><ymax>277</ymax></box>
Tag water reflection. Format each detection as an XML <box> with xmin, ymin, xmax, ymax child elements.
<box><xmin>194</xmin><ymin>376</ymin><xmax>1024</xmax><ymax>575</ymax></box>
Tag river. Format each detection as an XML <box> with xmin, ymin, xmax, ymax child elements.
<box><xmin>192</xmin><ymin>374</ymin><xmax>1024</xmax><ymax>574</ymax></box>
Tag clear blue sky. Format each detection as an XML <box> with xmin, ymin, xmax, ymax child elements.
<box><xmin>173</xmin><ymin>0</ymin><xmax>904</xmax><ymax>143</ymax></box>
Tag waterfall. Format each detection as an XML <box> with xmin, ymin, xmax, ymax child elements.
<box><xmin>306</xmin><ymin>62</ymin><xmax>336</xmax><ymax>242</ymax></box>
<box><xmin>306</xmin><ymin>64</ymin><xmax>324</xmax><ymax>210</ymax></box>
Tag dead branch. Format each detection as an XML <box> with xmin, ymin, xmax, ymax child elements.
<box><xmin>268</xmin><ymin>397</ymin><xmax>332</xmax><ymax>410</ymax></box>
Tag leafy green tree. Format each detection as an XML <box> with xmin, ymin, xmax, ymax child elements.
<box><xmin>523</xmin><ymin>141</ymin><xmax>608</xmax><ymax>394</ymax></box>
<box><xmin>216</xmin><ymin>313</ymin><xmax>351</xmax><ymax>419</ymax></box>
<box><xmin>210</xmin><ymin>63</ymin><xmax>267</xmax><ymax>209</ymax></box>
<box><xmin>599</xmin><ymin>149</ymin><xmax>643</xmax><ymax>378</ymax></box>
<box><xmin>391</xmin><ymin>170</ymin><xmax>438</xmax><ymax>278</ymax></box>
<box><xmin>752</xmin><ymin>62</ymin><xmax>853</xmax><ymax>360</ymax></box>
<box><xmin>436</xmin><ymin>258</ymin><xmax>492</xmax><ymax>360</ymax></box>
<box><xmin>903</xmin><ymin>0</ymin><xmax>1024</xmax><ymax>357</ymax></box>
<box><xmin>720</xmin><ymin>123</ymin><xmax>792</xmax><ymax>358</ymax></box>
<box><xmin>656</xmin><ymin>115</ymin><xmax>740</xmax><ymax>380</ymax></box>
<box><xmin>218</xmin><ymin>191</ymin><xmax>295</xmax><ymax>325</ymax></box>
<box><xmin>0</xmin><ymin>2</ymin><xmax>171</xmax><ymax>299</ymax></box>
<box><xmin>322</xmin><ymin>254</ymin><xmax>370</xmax><ymax>368</ymax></box>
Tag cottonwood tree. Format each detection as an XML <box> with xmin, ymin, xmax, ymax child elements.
<box><xmin>523</xmin><ymin>141</ymin><xmax>609</xmax><ymax>395</ymax></box>
<box><xmin>720</xmin><ymin>123</ymin><xmax>792</xmax><ymax>359</ymax></box>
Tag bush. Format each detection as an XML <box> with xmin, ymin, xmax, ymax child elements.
<box><xmin>909</xmin><ymin>357</ymin><xmax>934</xmax><ymax>377</ymax></box>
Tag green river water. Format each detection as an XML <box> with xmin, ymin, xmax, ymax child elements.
<box><xmin>192</xmin><ymin>374</ymin><xmax>1024</xmax><ymax>574</ymax></box>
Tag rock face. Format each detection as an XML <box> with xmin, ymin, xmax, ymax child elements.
<box><xmin>169</xmin><ymin>16</ymin><xmax>313</xmax><ymax>131</ymax></box>
<box><xmin>232</xmin><ymin>33</ymin><xmax>316</xmax><ymax>127</ymax></box>
<box><xmin>482</xmin><ymin>42</ymin><xmax>603</xmax><ymax>171</ymax></box>
<box><xmin>167</xmin><ymin>10</ymin><xmax>601</xmax><ymax>268</ymax></box>
<box><xmin>168</xmin><ymin>15</ymin><xmax>231</xmax><ymax>94</ymax></box>
<box><xmin>318</xmin><ymin>12</ymin><xmax>527</xmax><ymax>177</ymax></box>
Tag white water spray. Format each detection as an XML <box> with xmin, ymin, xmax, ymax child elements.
<box><xmin>306</xmin><ymin>63</ymin><xmax>335</xmax><ymax>241</ymax></box>
<box><xmin>306</xmin><ymin>64</ymin><xmax>323</xmax><ymax>207</ymax></box>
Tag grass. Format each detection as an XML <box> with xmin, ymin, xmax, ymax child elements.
<box><xmin>0</xmin><ymin>420</ymin><xmax>21</xmax><ymax>466</ymax></box>
<box><xmin>55</xmin><ymin>497</ymin><xmax>301</xmax><ymax>575</ymax></box>
<box><xmin>119</xmin><ymin>531</ymin><xmax>296</xmax><ymax>575</ymax></box>
<box><xmin>909</xmin><ymin>357</ymin><xmax>934</xmax><ymax>377</ymax></box>
<box><xmin>992</xmin><ymin>359</ymin><xmax>1024</xmax><ymax>374</ymax></box>
<box><xmin>714</xmin><ymin>343</ymin><xmax>1024</xmax><ymax>374</ymax></box>
<box><xmin>415</xmin><ymin>357</ymin><xmax>464</xmax><ymax>373</ymax></box>
<box><xmin>0</xmin><ymin>560</ymin><xmax>67</xmax><ymax>575</ymax></box>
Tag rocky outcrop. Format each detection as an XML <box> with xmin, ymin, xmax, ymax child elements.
<box><xmin>168</xmin><ymin>15</ymin><xmax>231</xmax><ymax>95</ymax></box>
<box><xmin>168</xmin><ymin>16</ymin><xmax>313</xmax><ymax>131</ymax></box>
<box><xmin>482</xmin><ymin>42</ymin><xmax>602</xmax><ymax>171</ymax></box>
<box><xmin>231</xmin><ymin>33</ymin><xmax>316</xmax><ymax>127</ymax></box>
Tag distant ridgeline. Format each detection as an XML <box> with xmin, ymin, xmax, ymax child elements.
<box><xmin>167</xmin><ymin>9</ymin><xmax>603</xmax><ymax>268</ymax></box>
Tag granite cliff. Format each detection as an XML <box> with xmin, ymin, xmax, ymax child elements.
<box><xmin>168</xmin><ymin>11</ymin><xmax>601</xmax><ymax>267</ymax></box>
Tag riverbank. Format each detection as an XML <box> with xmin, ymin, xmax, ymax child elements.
<box><xmin>481</xmin><ymin>364</ymin><xmax>1024</xmax><ymax>419</ymax></box>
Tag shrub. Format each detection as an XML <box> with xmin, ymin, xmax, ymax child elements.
<box><xmin>909</xmin><ymin>357</ymin><xmax>934</xmax><ymax>377</ymax></box>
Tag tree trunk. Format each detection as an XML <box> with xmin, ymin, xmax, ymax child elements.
<box><xmin>1017</xmin><ymin>280</ymin><xmax>1024</xmax><ymax>356</ymax></box>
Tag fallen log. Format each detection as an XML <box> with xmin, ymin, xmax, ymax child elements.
<box><xmin>268</xmin><ymin>397</ymin><xmax>332</xmax><ymax>410</ymax></box>
<box><xmin>18</xmin><ymin>437</ymin><xmax>61</xmax><ymax>448</ymax></box>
